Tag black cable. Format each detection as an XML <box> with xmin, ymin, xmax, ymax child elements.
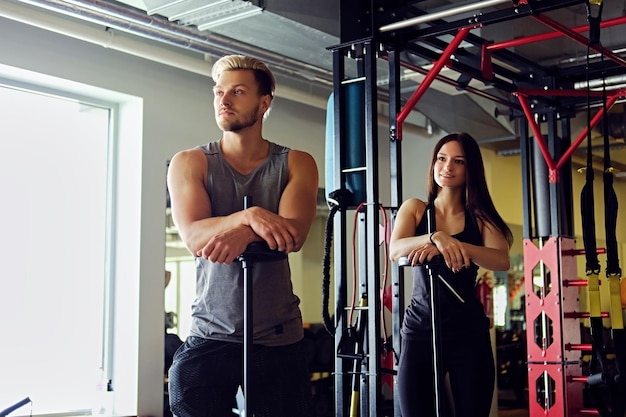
<box><xmin>322</xmin><ymin>203</ymin><xmax>340</xmax><ymax>335</ymax></box>
<box><xmin>322</xmin><ymin>189</ymin><xmax>353</xmax><ymax>335</ymax></box>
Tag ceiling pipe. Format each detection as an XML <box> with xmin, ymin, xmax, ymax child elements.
<box><xmin>1</xmin><ymin>0</ymin><xmax>215</xmax><ymax>74</ymax></box>
<box><xmin>2</xmin><ymin>0</ymin><xmax>437</xmax><ymax>129</ymax></box>
<box><xmin>12</xmin><ymin>0</ymin><xmax>333</xmax><ymax>85</ymax></box>
<box><xmin>0</xmin><ymin>0</ymin><xmax>330</xmax><ymax>109</ymax></box>
<box><xmin>574</xmin><ymin>74</ymin><xmax>626</xmax><ymax>90</ymax></box>
<box><xmin>379</xmin><ymin>0</ymin><xmax>510</xmax><ymax>32</ymax></box>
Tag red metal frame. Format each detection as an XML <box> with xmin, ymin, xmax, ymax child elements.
<box><xmin>389</xmin><ymin>9</ymin><xmax>626</xmax><ymax>417</ymax></box>
<box><xmin>396</xmin><ymin>26</ymin><xmax>472</xmax><ymax>140</ymax></box>
<box><xmin>524</xmin><ymin>237</ymin><xmax>585</xmax><ymax>417</ymax></box>
<box><xmin>395</xmin><ymin>13</ymin><xmax>626</xmax><ymax>145</ymax></box>
<box><xmin>396</xmin><ymin>58</ymin><xmax>514</xmax><ymax>109</ymax></box>
<box><xmin>513</xmin><ymin>90</ymin><xmax>623</xmax><ymax>183</ymax></box>
<box><xmin>532</xmin><ymin>13</ymin><xmax>626</xmax><ymax>69</ymax></box>
<box><xmin>486</xmin><ymin>15</ymin><xmax>626</xmax><ymax>51</ymax></box>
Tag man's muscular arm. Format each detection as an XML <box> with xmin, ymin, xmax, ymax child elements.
<box><xmin>167</xmin><ymin>148</ymin><xmax>318</xmax><ymax>264</ymax></box>
<box><xmin>241</xmin><ymin>150</ymin><xmax>318</xmax><ymax>253</ymax></box>
<box><xmin>167</xmin><ymin>148</ymin><xmax>258</xmax><ymax>262</ymax></box>
<box><xmin>278</xmin><ymin>150</ymin><xmax>319</xmax><ymax>251</ymax></box>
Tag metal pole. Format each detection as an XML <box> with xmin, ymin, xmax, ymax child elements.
<box><xmin>0</xmin><ymin>398</ymin><xmax>31</xmax><ymax>417</ymax></box>
<box><xmin>242</xmin><ymin>195</ymin><xmax>254</xmax><ymax>416</ymax></box>
<box><xmin>379</xmin><ymin>0</ymin><xmax>509</xmax><ymax>32</ymax></box>
<box><xmin>426</xmin><ymin>207</ymin><xmax>444</xmax><ymax>417</ymax></box>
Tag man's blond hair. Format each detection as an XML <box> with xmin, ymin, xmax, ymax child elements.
<box><xmin>211</xmin><ymin>54</ymin><xmax>275</xmax><ymax>99</ymax></box>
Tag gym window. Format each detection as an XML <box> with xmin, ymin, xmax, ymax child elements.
<box><xmin>0</xmin><ymin>78</ymin><xmax>114</xmax><ymax>415</ymax></box>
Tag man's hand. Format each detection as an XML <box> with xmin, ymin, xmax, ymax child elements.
<box><xmin>245</xmin><ymin>206</ymin><xmax>300</xmax><ymax>253</ymax></box>
<box><xmin>196</xmin><ymin>224</ymin><xmax>256</xmax><ymax>264</ymax></box>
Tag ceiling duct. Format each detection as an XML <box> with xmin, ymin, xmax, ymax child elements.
<box><xmin>12</xmin><ymin>0</ymin><xmax>334</xmax><ymax>86</ymax></box>
<box><xmin>140</xmin><ymin>0</ymin><xmax>338</xmax><ymax>77</ymax></box>
<box><xmin>144</xmin><ymin>0</ymin><xmax>262</xmax><ymax>28</ymax></box>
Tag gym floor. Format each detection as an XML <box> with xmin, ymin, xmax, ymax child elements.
<box><xmin>499</xmin><ymin>408</ymin><xmax>529</xmax><ymax>417</ymax></box>
<box><xmin>498</xmin><ymin>387</ymin><xmax>529</xmax><ymax>417</ymax></box>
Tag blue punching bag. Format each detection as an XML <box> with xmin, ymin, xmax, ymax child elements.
<box><xmin>325</xmin><ymin>82</ymin><xmax>366</xmax><ymax>207</ymax></box>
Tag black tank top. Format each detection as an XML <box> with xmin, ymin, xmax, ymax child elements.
<box><xmin>401</xmin><ymin>205</ymin><xmax>489</xmax><ymax>341</ymax></box>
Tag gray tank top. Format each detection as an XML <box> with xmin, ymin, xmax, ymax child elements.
<box><xmin>189</xmin><ymin>140</ymin><xmax>303</xmax><ymax>346</ymax></box>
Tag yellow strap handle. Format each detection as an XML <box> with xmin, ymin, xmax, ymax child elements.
<box><xmin>349</xmin><ymin>391</ymin><xmax>359</xmax><ymax>417</ymax></box>
<box><xmin>588</xmin><ymin>272</ymin><xmax>602</xmax><ymax>318</ymax></box>
<box><xmin>607</xmin><ymin>274</ymin><xmax>624</xmax><ymax>329</ymax></box>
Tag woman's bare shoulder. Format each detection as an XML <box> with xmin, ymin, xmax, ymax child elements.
<box><xmin>400</xmin><ymin>197</ymin><xmax>428</xmax><ymax>212</ymax></box>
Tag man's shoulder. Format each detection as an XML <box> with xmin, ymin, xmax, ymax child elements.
<box><xmin>173</xmin><ymin>146</ymin><xmax>205</xmax><ymax>159</ymax></box>
<box><xmin>287</xmin><ymin>148</ymin><xmax>317</xmax><ymax>167</ymax></box>
<box><xmin>169</xmin><ymin>146</ymin><xmax>211</xmax><ymax>172</ymax></box>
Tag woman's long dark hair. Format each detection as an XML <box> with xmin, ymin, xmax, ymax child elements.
<box><xmin>426</xmin><ymin>132</ymin><xmax>513</xmax><ymax>247</ymax></box>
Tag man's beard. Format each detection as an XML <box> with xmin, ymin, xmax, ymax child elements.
<box><xmin>217</xmin><ymin>105</ymin><xmax>260</xmax><ymax>132</ymax></box>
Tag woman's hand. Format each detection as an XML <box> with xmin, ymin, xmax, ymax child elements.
<box><xmin>430</xmin><ymin>231</ymin><xmax>470</xmax><ymax>272</ymax></box>
<box><xmin>406</xmin><ymin>243</ymin><xmax>440</xmax><ymax>266</ymax></box>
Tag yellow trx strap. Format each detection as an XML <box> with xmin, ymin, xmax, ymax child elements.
<box><xmin>608</xmin><ymin>274</ymin><xmax>624</xmax><ymax>329</ymax></box>
<box><xmin>587</xmin><ymin>271</ymin><xmax>603</xmax><ymax>320</ymax></box>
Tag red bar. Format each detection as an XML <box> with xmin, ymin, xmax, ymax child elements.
<box><xmin>563</xmin><ymin>280</ymin><xmax>589</xmax><ymax>287</ymax></box>
<box><xmin>512</xmin><ymin>93</ymin><xmax>557</xmax><ymax>179</ymax></box>
<box><xmin>565</xmin><ymin>343</ymin><xmax>592</xmax><ymax>351</ymax></box>
<box><xmin>488</xmin><ymin>15</ymin><xmax>626</xmax><ymax>51</ymax></box>
<box><xmin>564</xmin><ymin>311</ymin><xmax>609</xmax><ymax>319</ymax></box>
<box><xmin>396</xmin><ymin>26</ymin><xmax>472</xmax><ymax>140</ymax></box>
<box><xmin>481</xmin><ymin>42</ymin><xmax>493</xmax><ymax>80</ymax></box>
<box><xmin>396</xmin><ymin>59</ymin><xmax>514</xmax><ymax>108</ymax></box>
<box><xmin>555</xmin><ymin>94</ymin><xmax>620</xmax><ymax>172</ymax></box>
<box><xmin>568</xmin><ymin>375</ymin><xmax>588</xmax><ymax>383</ymax></box>
<box><xmin>516</xmin><ymin>88</ymin><xmax>605</xmax><ymax>98</ymax></box>
<box><xmin>513</xmin><ymin>90</ymin><xmax>625</xmax><ymax>183</ymax></box>
<box><xmin>562</xmin><ymin>247</ymin><xmax>607</xmax><ymax>256</ymax></box>
<box><xmin>533</xmin><ymin>14</ymin><xmax>626</xmax><ymax>69</ymax></box>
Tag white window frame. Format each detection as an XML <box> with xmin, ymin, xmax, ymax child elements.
<box><xmin>0</xmin><ymin>63</ymin><xmax>145</xmax><ymax>417</ymax></box>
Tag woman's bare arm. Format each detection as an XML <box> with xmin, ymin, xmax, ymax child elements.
<box><xmin>389</xmin><ymin>198</ymin><xmax>432</xmax><ymax>261</ymax></box>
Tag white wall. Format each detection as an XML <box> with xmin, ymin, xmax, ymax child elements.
<box><xmin>0</xmin><ymin>12</ymin><xmax>436</xmax><ymax>417</ymax></box>
<box><xmin>1</xmin><ymin>15</ymin><xmax>213</xmax><ymax>417</ymax></box>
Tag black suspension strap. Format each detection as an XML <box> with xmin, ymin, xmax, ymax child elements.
<box><xmin>600</xmin><ymin>31</ymin><xmax>626</xmax><ymax>417</ymax></box>
<box><xmin>581</xmin><ymin>3</ymin><xmax>610</xmax><ymax>416</ymax></box>
<box><xmin>322</xmin><ymin>188</ymin><xmax>353</xmax><ymax>335</ymax></box>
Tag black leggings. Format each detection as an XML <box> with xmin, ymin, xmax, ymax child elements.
<box><xmin>397</xmin><ymin>330</ymin><xmax>495</xmax><ymax>417</ymax></box>
<box><xmin>168</xmin><ymin>337</ymin><xmax>314</xmax><ymax>417</ymax></box>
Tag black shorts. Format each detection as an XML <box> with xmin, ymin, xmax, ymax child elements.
<box><xmin>168</xmin><ymin>337</ymin><xmax>314</xmax><ymax>417</ymax></box>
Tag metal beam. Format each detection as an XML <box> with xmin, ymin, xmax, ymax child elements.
<box><xmin>379</xmin><ymin>0</ymin><xmax>510</xmax><ymax>32</ymax></box>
